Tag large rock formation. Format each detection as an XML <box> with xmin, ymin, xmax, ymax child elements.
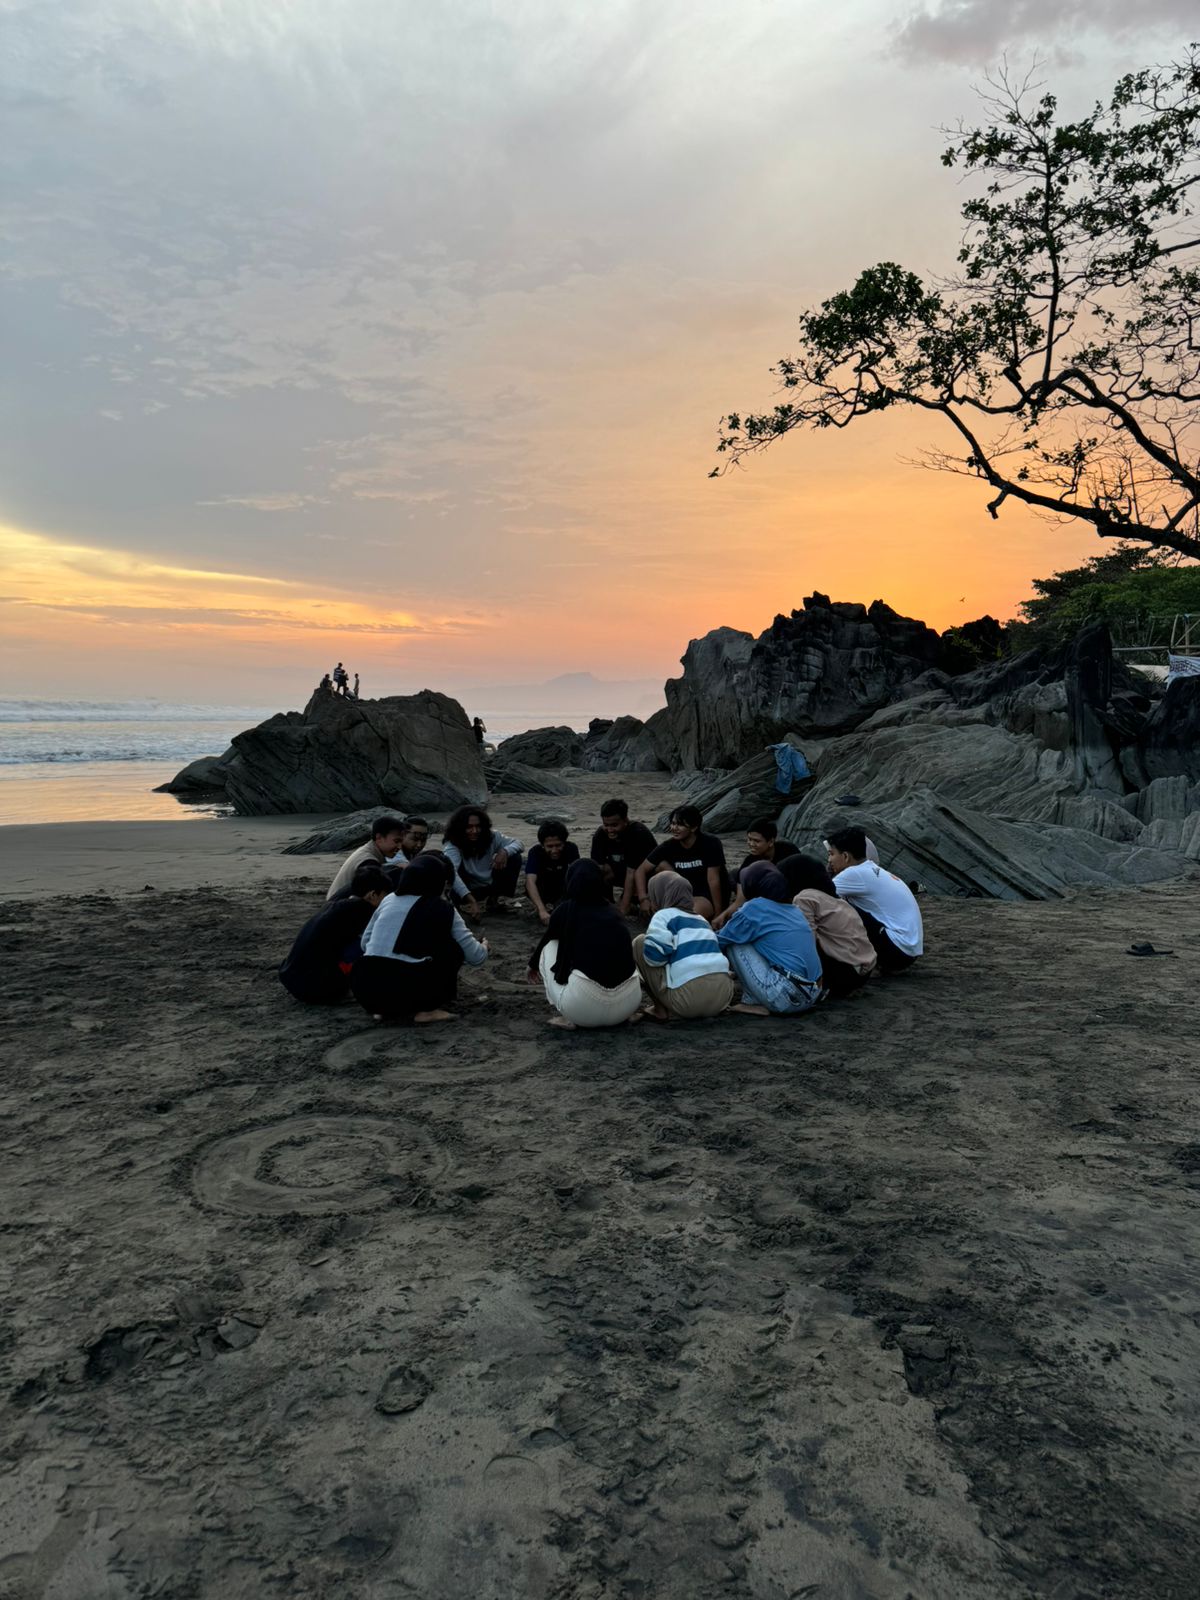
<box><xmin>153</xmin><ymin>749</ymin><xmax>236</xmax><ymax>797</ymax></box>
<box><xmin>216</xmin><ymin>689</ymin><xmax>486</xmax><ymax>816</ymax></box>
<box><xmin>768</xmin><ymin>625</ymin><xmax>1199</xmax><ymax>897</ymax></box>
<box><xmin>657</xmin><ymin>596</ymin><xmax>964</xmax><ymax>769</ymax></box>
<box><xmin>491</xmin><ymin>725</ymin><xmax>583</xmax><ymax>769</ymax></box>
<box><xmin>579</xmin><ymin>716</ymin><xmax>669</xmax><ymax>774</ymax></box>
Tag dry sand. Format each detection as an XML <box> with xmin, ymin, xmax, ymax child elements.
<box><xmin>1</xmin><ymin>774</ymin><xmax>1198</xmax><ymax>1598</ymax></box>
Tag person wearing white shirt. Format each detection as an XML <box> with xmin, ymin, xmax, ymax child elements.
<box><xmin>826</xmin><ymin>826</ymin><xmax>923</xmax><ymax>973</ymax></box>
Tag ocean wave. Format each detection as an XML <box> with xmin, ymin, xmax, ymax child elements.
<box><xmin>0</xmin><ymin>699</ymin><xmax>273</xmax><ymax>724</ymax></box>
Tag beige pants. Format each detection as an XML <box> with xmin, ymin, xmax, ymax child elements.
<box><xmin>539</xmin><ymin>941</ymin><xmax>643</xmax><ymax>1028</ymax></box>
<box><xmin>633</xmin><ymin>935</ymin><xmax>736</xmax><ymax>1019</ymax></box>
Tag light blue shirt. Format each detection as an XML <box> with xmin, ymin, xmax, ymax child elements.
<box><xmin>717</xmin><ymin>898</ymin><xmax>821</xmax><ymax>982</ymax></box>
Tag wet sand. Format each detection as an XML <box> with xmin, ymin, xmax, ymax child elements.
<box><xmin>1</xmin><ymin>777</ymin><xmax>1198</xmax><ymax>1598</ymax></box>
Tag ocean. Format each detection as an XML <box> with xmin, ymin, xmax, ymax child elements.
<box><xmin>0</xmin><ymin>699</ymin><xmax>582</xmax><ymax>826</ymax></box>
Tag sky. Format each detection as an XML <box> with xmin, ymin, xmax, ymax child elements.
<box><xmin>1</xmin><ymin>0</ymin><xmax>1194</xmax><ymax>705</ymax></box>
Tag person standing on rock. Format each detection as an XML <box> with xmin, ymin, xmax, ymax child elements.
<box><xmin>472</xmin><ymin>716</ymin><xmax>487</xmax><ymax>746</ymax></box>
<box><xmin>634</xmin><ymin>805</ymin><xmax>727</xmax><ymax>923</ymax></box>
<box><xmin>352</xmin><ymin>853</ymin><xmax>489</xmax><ymax>1023</ymax></box>
<box><xmin>590</xmin><ymin>798</ymin><xmax>658</xmax><ymax>916</ymax></box>
<box><xmin>442</xmin><ymin>805</ymin><xmax>523</xmax><ymax>916</ymax></box>
<box><xmin>352</xmin><ymin>672</ymin><xmax>360</xmax><ymax>699</ymax></box>
<box><xmin>716</xmin><ymin>861</ymin><xmax>824</xmax><ymax>1016</ymax></box>
<box><xmin>326</xmin><ymin>815</ymin><xmax>406</xmax><ymax>900</ymax></box>
<box><xmin>825</xmin><ymin>826</ymin><xmax>923</xmax><ymax>973</ymax></box>
<box><xmin>279</xmin><ymin>863</ymin><xmax>392</xmax><ymax>1005</ymax></box>
<box><xmin>333</xmin><ymin>662</ymin><xmax>349</xmax><ymax>696</ymax></box>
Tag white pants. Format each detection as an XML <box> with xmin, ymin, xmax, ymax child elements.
<box><xmin>539</xmin><ymin>941</ymin><xmax>642</xmax><ymax>1028</ymax></box>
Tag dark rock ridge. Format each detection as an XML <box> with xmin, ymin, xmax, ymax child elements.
<box><xmin>656</xmin><ymin>595</ymin><xmax>999</xmax><ymax>771</ymax></box>
<box><xmin>154</xmin><ymin>750</ymin><xmax>236</xmax><ymax>796</ymax></box>
<box><xmin>491</xmin><ymin>725</ymin><xmax>583</xmax><ymax>769</ymax></box>
<box><xmin>177</xmin><ymin>689</ymin><xmax>487</xmax><ymax>817</ymax></box>
<box><xmin>766</xmin><ymin>625</ymin><xmax>1199</xmax><ymax>897</ymax></box>
<box><xmin>579</xmin><ymin>716</ymin><xmax>668</xmax><ymax>774</ymax></box>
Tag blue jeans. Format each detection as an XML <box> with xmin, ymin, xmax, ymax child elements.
<box><xmin>725</xmin><ymin>943</ymin><xmax>822</xmax><ymax>1015</ymax></box>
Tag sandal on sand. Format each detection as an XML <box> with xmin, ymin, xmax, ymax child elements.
<box><xmin>1127</xmin><ymin>942</ymin><xmax>1175</xmax><ymax>957</ymax></box>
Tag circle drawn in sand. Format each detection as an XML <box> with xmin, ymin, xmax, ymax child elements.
<box><xmin>192</xmin><ymin>1114</ymin><xmax>447</xmax><ymax>1216</ymax></box>
<box><xmin>323</xmin><ymin>1029</ymin><xmax>540</xmax><ymax>1087</ymax></box>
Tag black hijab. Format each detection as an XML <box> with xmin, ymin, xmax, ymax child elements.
<box><xmin>741</xmin><ymin>860</ymin><xmax>791</xmax><ymax>903</ymax></box>
<box><xmin>778</xmin><ymin>853</ymin><xmax>838</xmax><ymax>898</ymax></box>
<box><xmin>390</xmin><ymin>851</ymin><xmax>453</xmax><ymax>957</ymax></box>
<box><xmin>551</xmin><ymin>859</ymin><xmax>618</xmax><ymax>984</ymax></box>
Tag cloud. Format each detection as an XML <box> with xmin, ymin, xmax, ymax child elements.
<box><xmin>893</xmin><ymin>0</ymin><xmax>1197</xmax><ymax>65</ymax></box>
<box><xmin>197</xmin><ymin>492</ymin><xmax>320</xmax><ymax>512</ymax></box>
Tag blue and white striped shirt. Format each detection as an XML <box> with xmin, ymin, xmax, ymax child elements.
<box><xmin>641</xmin><ymin>909</ymin><xmax>731</xmax><ymax>989</ymax></box>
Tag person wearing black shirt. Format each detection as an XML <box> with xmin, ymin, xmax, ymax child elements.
<box><xmin>524</xmin><ymin>819</ymin><xmax>581</xmax><ymax>924</ymax></box>
<box><xmin>279</xmin><ymin>863</ymin><xmax>390</xmax><ymax>1004</ymax></box>
<box><xmin>717</xmin><ymin>819</ymin><xmax>803</xmax><ymax>930</ymax></box>
<box><xmin>634</xmin><ymin>804</ymin><xmax>727</xmax><ymax>923</ymax></box>
<box><xmin>528</xmin><ymin>860</ymin><xmax>642</xmax><ymax>1029</ymax></box>
<box><xmin>589</xmin><ymin>798</ymin><xmax>658</xmax><ymax>915</ymax></box>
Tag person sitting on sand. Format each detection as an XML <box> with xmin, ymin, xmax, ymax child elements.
<box><xmin>524</xmin><ymin>819</ymin><xmax>581</xmax><ymax>924</ymax></box>
<box><xmin>713</xmin><ymin>817</ymin><xmax>802</xmax><ymax>930</ymax></box>
<box><xmin>590</xmin><ymin>798</ymin><xmax>658</xmax><ymax>915</ymax></box>
<box><xmin>326</xmin><ymin>814</ymin><xmax>406</xmax><ymax>900</ymax></box>
<box><xmin>634</xmin><ymin>805</ymin><xmax>726</xmax><ymax>923</ymax></box>
<box><xmin>633</xmin><ymin>871</ymin><xmax>735</xmax><ymax>1022</ymax></box>
<box><xmin>279</xmin><ymin>863</ymin><xmax>391</xmax><ymax>1005</ymax></box>
<box><xmin>825</xmin><ymin>825</ymin><xmax>923</xmax><ymax>973</ymax></box>
<box><xmin>779</xmin><ymin>853</ymin><xmax>877</xmax><ymax>997</ymax></box>
<box><xmin>351</xmin><ymin>853</ymin><xmax>489</xmax><ymax>1023</ymax></box>
<box><xmin>442</xmin><ymin>805</ymin><xmax>523</xmax><ymax>917</ymax></box>
<box><xmin>384</xmin><ymin>815</ymin><xmax>431</xmax><ymax>869</ymax></box>
<box><xmin>716</xmin><ymin>861</ymin><xmax>823</xmax><ymax>1016</ymax></box>
<box><xmin>528</xmin><ymin>859</ymin><xmax>642</xmax><ymax>1029</ymax></box>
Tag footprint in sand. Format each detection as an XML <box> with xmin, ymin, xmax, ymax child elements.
<box><xmin>190</xmin><ymin>1114</ymin><xmax>448</xmax><ymax>1216</ymax></box>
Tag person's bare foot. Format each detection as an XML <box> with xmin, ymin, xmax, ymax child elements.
<box><xmin>642</xmin><ymin>1002</ymin><xmax>670</xmax><ymax>1022</ymax></box>
<box><xmin>624</xmin><ymin>1011</ymin><xmax>643</xmax><ymax>1026</ymax></box>
<box><xmin>413</xmin><ymin>1009</ymin><xmax>454</xmax><ymax>1024</ymax></box>
<box><xmin>549</xmin><ymin>1016</ymin><xmax>577</xmax><ymax>1030</ymax></box>
<box><xmin>730</xmin><ymin>1002</ymin><xmax>771</xmax><ymax>1016</ymax></box>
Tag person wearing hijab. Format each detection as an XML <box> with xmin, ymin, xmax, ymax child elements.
<box><xmin>633</xmin><ymin>871</ymin><xmax>735</xmax><ymax>1021</ymax></box>
<box><xmin>716</xmin><ymin>860</ymin><xmax>824</xmax><ymax>1016</ymax></box>
<box><xmin>779</xmin><ymin>854</ymin><xmax>877</xmax><ymax>997</ymax></box>
<box><xmin>351</xmin><ymin>852</ymin><xmax>489</xmax><ymax>1023</ymax></box>
<box><xmin>528</xmin><ymin>859</ymin><xmax>641</xmax><ymax>1029</ymax></box>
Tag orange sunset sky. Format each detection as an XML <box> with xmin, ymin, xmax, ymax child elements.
<box><xmin>2</xmin><ymin>2</ymin><xmax>1192</xmax><ymax>707</ymax></box>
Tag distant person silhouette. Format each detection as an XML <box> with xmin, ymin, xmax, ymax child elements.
<box><xmin>472</xmin><ymin>716</ymin><xmax>486</xmax><ymax>746</ymax></box>
<box><xmin>353</xmin><ymin>672</ymin><xmax>360</xmax><ymax>699</ymax></box>
<box><xmin>333</xmin><ymin>662</ymin><xmax>349</xmax><ymax>696</ymax></box>
<box><xmin>318</xmin><ymin>672</ymin><xmax>333</xmax><ymax>694</ymax></box>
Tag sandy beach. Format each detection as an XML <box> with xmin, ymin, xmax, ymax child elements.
<box><xmin>1</xmin><ymin>773</ymin><xmax>1198</xmax><ymax>1598</ymax></box>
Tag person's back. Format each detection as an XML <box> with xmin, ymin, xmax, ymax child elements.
<box><xmin>826</xmin><ymin>826</ymin><xmax>922</xmax><ymax>970</ymax></box>
<box><xmin>642</xmin><ymin>905</ymin><xmax>729</xmax><ymax>987</ymax></box>
<box><xmin>718</xmin><ymin>896</ymin><xmax>821</xmax><ymax>983</ymax></box>
<box><xmin>280</xmin><ymin>866</ymin><xmax>389</xmax><ymax>1003</ymax></box>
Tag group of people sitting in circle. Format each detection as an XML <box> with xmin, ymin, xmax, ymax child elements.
<box><xmin>280</xmin><ymin>796</ymin><xmax>924</xmax><ymax>1029</ymax></box>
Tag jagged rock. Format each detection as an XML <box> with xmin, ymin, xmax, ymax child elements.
<box><xmin>485</xmin><ymin>761</ymin><xmax>571</xmax><ymax>796</ymax></box>
<box><xmin>221</xmin><ymin>690</ymin><xmax>485</xmax><ymax>816</ymax></box>
<box><xmin>492</xmin><ymin>725</ymin><xmax>583</xmax><ymax>769</ymax></box>
<box><xmin>655</xmin><ymin>741</ymin><xmax>815</xmax><ymax>833</ymax></box>
<box><xmin>579</xmin><ymin>715</ymin><xmax>668</xmax><ymax>773</ymax></box>
<box><xmin>783</xmin><ymin>789</ymin><xmax>1192</xmax><ymax>900</ymax></box>
<box><xmin>282</xmin><ymin>811</ymin><xmax>379</xmax><ymax>855</ymax></box>
<box><xmin>155</xmin><ymin>749</ymin><xmax>235</xmax><ymax>795</ymax></box>
<box><xmin>659</xmin><ymin>597</ymin><xmax>959</xmax><ymax>769</ymax></box>
<box><xmin>1137</xmin><ymin>677</ymin><xmax>1200</xmax><ymax>783</ymax></box>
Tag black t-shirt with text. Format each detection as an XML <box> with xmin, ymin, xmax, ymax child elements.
<box><xmin>646</xmin><ymin>832</ymin><xmax>726</xmax><ymax>900</ymax></box>
<box><xmin>590</xmin><ymin>821</ymin><xmax>658</xmax><ymax>883</ymax></box>
<box><xmin>524</xmin><ymin>840</ymin><xmax>581</xmax><ymax>905</ymax></box>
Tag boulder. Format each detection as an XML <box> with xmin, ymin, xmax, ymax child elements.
<box><xmin>221</xmin><ymin>689</ymin><xmax>486</xmax><ymax>816</ymax></box>
<box><xmin>485</xmin><ymin>760</ymin><xmax>571</xmax><ymax>796</ymax></box>
<box><xmin>656</xmin><ymin>740</ymin><xmax>815</xmax><ymax>833</ymax></box>
<box><xmin>155</xmin><ymin>748</ymin><xmax>235</xmax><ymax>795</ymax></box>
<box><xmin>579</xmin><ymin>715</ymin><xmax>669</xmax><ymax>773</ymax></box>
<box><xmin>492</xmin><ymin>725</ymin><xmax>583</xmax><ymax>769</ymax></box>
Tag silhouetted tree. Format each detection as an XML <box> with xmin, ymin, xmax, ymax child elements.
<box><xmin>715</xmin><ymin>48</ymin><xmax>1200</xmax><ymax>561</ymax></box>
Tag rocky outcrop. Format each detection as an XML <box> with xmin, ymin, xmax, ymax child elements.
<box><xmin>658</xmin><ymin>741</ymin><xmax>814</xmax><ymax>832</ymax></box>
<box><xmin>154</xmin><ymin>749</ymin><xmax>235</xmax><ymax>796</ymax></box>
<box><xmin>221</xmin><ymin>689</ymin><xmax>486</xmax><ymax>816</ymax></box>
<box><xmin>1135</xmin><ymin>678</ymin><xmax>1200</xmax><ymax>783</ymax></box>
<box><xmin>578</xmin><ymin>716</ymin><xmax>669</xmax><ymax>774</ymax></box>
<box><xmin>282</xmin><ymin>811</ymin><xmax>379</xmax><ymax>855</ymax></box>
<box><xmin>485</xmin><ymin>760</ymin><xmax>571</xmax><ymax>796</ymax></box>
<box><xmin>492</xmin><ymin>726</ymin><xmax>583</xmax><ymax>769</ymax></box>
<box><xmin>658</xmin><ymin>596</ymin><xmax>964</xmax><ymax>769</ymax></box>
